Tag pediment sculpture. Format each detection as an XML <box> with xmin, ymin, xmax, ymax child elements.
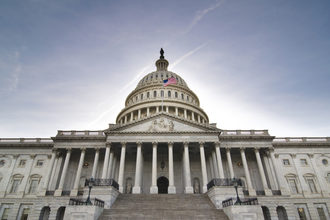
<box><xmin>148</xmin><ymin>118</ymin><xmax>174</xmax><ymax>132</ymax></box>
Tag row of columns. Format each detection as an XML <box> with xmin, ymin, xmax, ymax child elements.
<box><xmin>120</xmin><ymin>106</ymin><xmax>206</xmax><ymax>124</ymax></box>
<box><xmin>47</xmin><ymin>143</ymin><xmax>280</xmax><ymax>196</ymax></box>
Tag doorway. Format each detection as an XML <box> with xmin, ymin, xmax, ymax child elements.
<box><xmin>157</xmin><ymin>176</ymin><xmax>169</xmax><ymax>194</ymax></box>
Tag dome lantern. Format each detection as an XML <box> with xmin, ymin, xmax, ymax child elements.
<box><xmin>155</xmin><ymin>48</ymin><xmax>169</xmax><ymax>71</ymax></box>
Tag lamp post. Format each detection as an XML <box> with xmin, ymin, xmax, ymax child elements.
<box><xmin>233</xmin><ymin>178</ymin><xmax>242</xmax><ymax>205</ymax></box>
<box><xmin>86</xmin><ymin>178</ymin><xmax>94</xmax><ymax>205</ymax></box>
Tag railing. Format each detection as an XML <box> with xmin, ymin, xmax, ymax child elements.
<box><xmin>274</xmin><ymin>137</ymin><xmax>330</xmax><ymax>143</ymax></box>
<box><xmin>57</xmin><ymin>130</ymin><xmax>105</xmax><ymax>136</ymax></box>
<box><xmin>45</xmin><ymin>191</ymin><xmax>54</xmax><ymax>196</ymax></box>
<box><xmin>207</xmin><ymin>178</ymin><xmax>243</xmax><ymax>190</ymax></box>
<box><xmin>272</xmin><ymin>190</ymin><xmax>281</xmax><ymax>196</ymax></box>
<box><xmin>69</xmin><ymin>198</ymin><xmax>104</xmax><ymax>208</ymax></box>
<box><xmin>221</xmin><ymin>130</ymin><xmax>269</xmax><ymax>135</ymax></box>
<box><xmin>0</xmin><ymin>138</ymin><xmax>53</xmax><ymax>143</ymax></box>
<box><xmin>222</xmin><ymin>197</ymin><xmax>258</xmax><ymax>208</ymax></box>
<box><xmin>85</xmin><ymin>178</ymin><xmax>119</xmax><ymax>190</ymax></box>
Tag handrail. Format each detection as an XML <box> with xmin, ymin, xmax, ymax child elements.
<box><xmin>207</xmin><ymin>178</ymin><xmax>243</xmax><ymax>190</ymax></box>
<box><xmin>69</xmin><ymin>198</ymin><xmax>104</xmax><ymax>208</ymax></box>
<box><xmin>85</xmin><ymin>178</ymin><xmax>119</xmax><ymax>190</ymax></box>
<box><xmin>222</xmin><ymin>197</ymin><xmax>258</xmax><ymax>208</ymax></box>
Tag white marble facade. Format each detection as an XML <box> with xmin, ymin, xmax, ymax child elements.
<box><xmin>0</xmin><ymin>53</ymin><xmax>330</xmax><ymax>220</ymax></box>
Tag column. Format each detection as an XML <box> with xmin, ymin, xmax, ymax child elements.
<box><xmin>215</xmin><ymin>142</ymin><xmax>225</xmax><ymax>178</ymax></box>
<box><xmin>124</xmin><ymin>115</ymin><xmax>127</xmax><ymax>123</ymax></box>
<box><xmin>175</xmin><ymin>107</ymin><xmax>178</xmax><ymax>116</ymax></box>
<box><xmin>184</xmin><ymin>109</ymin><xmax>187</xmax><ymax>119</ymax></box>
<box><xmin>209</xmin><ymin>156</ymin><xmax>215</xmax><ymax>179</ymax></box>
<box><xmin>150</xmin><ymin>142</ymin><xmax>158</xmax><ymax>193</ymax></box>
<box><xmin>91</xmin><ymin>148</ymin><xmax>100</xmax><ymax>178</ymax></box>
<box><xmin>211</xmin><ymin>151</ymin><xmax>219</xmax><ymax>178</ymax></box>
<box><xmin>269</xmin><ymin>148</ymin><xmax>290</xmax><ymax>195</ymax></box>
<box><xmin>240</xmin><ymin>148</ymin><xmax>256</xmax><ymax>196</ymax></box>
<box><xmin>138</xmin><ymin>109</ymin><xmax>141</xmax><ymax>119</ymax></box>
<box><xmin>130</xmin><ymin>112</ymin><xmax>133</xmax><ymax>122</ymax></box>
<box><xmin>118</xmin><ymin>142</ymin><xmax>126</xmax><ymax>193</ymax></box>
<box><xmin>192</xmin><ymin>112</ymin><xmax>195</xmax><ymax>121</ymax></box>
<box><xmin>111</xmin><ymin>156</ymin><xmax>117</xmax><ymax>179</ymax></box>
<box><xmin>183</xmin><ymin>142</ymin><xmax>193</xmax><ymax>193</ymax></box>
<box><xmin>291</xmin><ymin>154</ymin><xmax>309</xmax><ymax>195</ymax></box>
<box><xmin>166</xmin><ymin>106</ymin><xmax>169</xmax><ymax>113</ymax></box>
<box><xmin>55</xmin><ymin>148</ymin><xmax>71</xmax><ymax>196</ymax></box>
<box><xmin>226</xmin><ymin>148</ymin><xmax>234</xmax><ymax>178</ymax></box>
<box><xmin>240</xmin><ymin>148</ymin><xmax>256</xmax><ymax>195</ymax></box>
<box><xmin>102</xmin><ymin>143</ymin><xmax>111</xmax><ymax>179</ymax></box>
<box><xmin>308</xmin><ymin>154</ymin><xmax>328</xmax><ymax>196</ymax></box>
<box><xmin>156</xmin><ymin>106</ymin><xmax>159</xmax><ymax>113</ymax></box>
<box><xmin>199</xmin><ymin>142</ymin><xmax>208</xmax><ymax>193</ymax></box>
<box><xmin>49</xmin><ymin>153</ymin><xmax>60</xmax><ymax>190</ymax></box>
<box><xmin>198</xmin><ymin>115</ymin><xmax>201</xmax><ymax>123</ymax></box>
<box><xmin>147</xmin><ymin>107</ymin><xmax>150</xmax><ymax>116</ymax></box>
<box><xmin>255</xmin><ymin>148</ymin><xmax>272</xmax><ymax>195</ymax></box>
<box><xmin>168</xmin><ymin>142</ymin><xmax>176</xmax><ymax>194</ymax></box>
<box><xmin>107</xmin><ymin>150</ymin><xmax>114</xmax><ymax>178</ymax></box>
<box><xmin>133</xmin><ymin>142</ymin><xmax>143</xmax><ymax>194</ymax></box>
<box><xmin>40</xmin><ymin>149</ymin><xmax>57</xmax><ymax>194</ymax></box>
<box><xmin>71</xmin><ymin>148</ymin><xmax>86</xmax><ymax>196</ymax></box>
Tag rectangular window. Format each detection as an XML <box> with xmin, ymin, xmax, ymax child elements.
<box><xmin>288</xmin><ymin>179</ymin><xmax>298</xmax><ymax>194</ymax></box>
<box><xmin>36</xmin><ymin>160</ymin><xmax>43</xmax><ymax>167</ymax></box>
<box><xmin>283</xmin><ymin>159</ymin><xmax>290</xmax><ymax>165</ymax></box>
<box><xmin>300</xmin><ymin>159</ymin><xmax>308</xmax><ymax>165</ymax></box>
<box><xmin>29</xmin><ymin>180</ymin><xmax>39</xmax><ymax>194</ymax></box>
<box><xmin>307</xmin><ymin>179</ymin><xmax>317</xmax><ymax>193</ymax></box>
<box><xmin>1</xmin><ymin>208</ymin><xmax>10</xmax><ymax>220</ymax></box>
<box><xmin>297</xmin><ymin>207</ymin><xmax>307</xmax><ymax>220</ymax></box>
<box><xmin>10</xmin><ymin>180</ymin><xmax>20</xmax><ymax>193</ymax></box>
<box><xmin>161</xmin><ymin>90</ymin><xmax>164</xmax><ymax>97</ymax></box>
<box><xmin>18</xmin><ymin>160</ymin><xmax>26</xmax><ymax>167</ymax></box>
<box><xmin>317</xmin><ymin>207</ymin><xmax>327</xmax><ymax>220</ymax></box>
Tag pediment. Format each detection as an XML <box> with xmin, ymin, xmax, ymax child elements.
<box><xmin>108</xmin><ymin>114</ymin><xmax>218</xmax><ymax>133</ymax></box>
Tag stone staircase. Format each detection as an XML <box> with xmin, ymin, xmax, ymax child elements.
<box><xmin>99</xmin><ymin>194</ymin><xmax>229</xmax><ymax>220</ymax></box>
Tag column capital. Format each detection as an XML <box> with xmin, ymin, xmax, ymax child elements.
<box><xmin>106</xmin><ymin>142</ymin><xmax>112</xmax><ymax>147</ymax></box>
<box><xmin>13</xmin><ymin>154</ymin><xmax>19</xmax><ymax>159</ymax></box>
<box><xmin>80</xmin><ymin>147</ymin><xmax>87</xmax><ymax>152</ymax></box>
<box><xmin>199</xmin><ymin>141</ymin><xmax>205</xmax><ymax>146</ymax></box>
<box><xmin>307</xmin><ymin>153</ymin><xmax>314</xmax><ymax>158</ymax></box>
<box><xmin>240</xmin><ymin>147</ymin><xmax>245</xmax><ymax>152</ymax></box>
<box><xmin>30</xmin><ymin>154</ymin><xmax>36</xmax><ymax>159</ymax></box>
<box><xmin>168</xmin><ymin>141</ymin><xmax>174</xmax><ymax>146</ymax></box>
<box><xmin>136</xmin><ymin>141</ymin><xmax>142</xmax><ymax>147</ymax></box>
<box><xmin>290</xmin><ymin>153</ymin><xmax>296</xmax><ymax>159</ymax></box>
<box><xmin>66</xmin><ymin>147</ymin><xmax>72</xmax><ymax>152</ymax></box>
<box><xmin>225</xmin><ymin>147</ymin><xmax>231</xmax><ymax>152</ymax></box>
<box><xmin>274</xmin><ymin>153</ymin><xmax>279</xmax><ymax>158</ymax></box>
<box><xmin>254</xmin><ymin>147</ymin><xmax>260</xmax><ymax>153</ymax></box>
<box><xmin>121</xmin><ymin>142</ymin><xmax>127</xmax><ymax>147</ymax></box>
<box><xmin>269</xmin><ymin>147</ymin><xmax>275</xmax><ymax>152</ymax></box>
<box><xmin>52</xmin><ymin>148</ymin><xmax>58</xmax><ymax>153</ymax></box>
<box><xmin>95</xmin><ymin>147</ymin><xmax>101</xmax><ymax>152</ymax></box>
<box><xmin>214</xmin><ymin>141</ymin><xmax>220</xmax><ymax>147</ymax></box>
<box><xmin>47</xmin><ymin>154</ymin><xmax>52</xmax><ymax>159</ymax></box>
<box><xmin>152</xmin><ymin>141</ymin><xmax>158</xmax><ymax>146</ymax></box>
<box><xmin>183</xmin><ymin>141</ymin><xmax>189</xmax><ymax>147</ymax></box>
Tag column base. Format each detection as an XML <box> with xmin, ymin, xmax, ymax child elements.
<box><xmin>248</xmin><ymin>188</ymin><xmax>256</xmax><ymax>196</ymax></box>
<box><xmin>184</xmin><ymin>186</ymin><xmax>194</xmax><ymax>194</ymax></box>
<box><xmin>119</xmin><ymin>186</ymin><xmax>124</xmax><ymax>193</ymax></box>
<box><xmin>37</xmin><ymin>189</ymin><xmax>47</xmax><ymax>196</ymax></box>
<box><xmin>264</xmin><ymin>189</ymin><xmax>272</xmax><ymax>196</ymax></box>
<box><xmin>150</xmin><ymin>186</ymin><xmax>158</xmax><ymax>194</ymax></box>
<box><xmin>202</xmin><ymin>185</ymin><xmax>208</xmax><ymax>193</ymax></box>
<box><xmin>132</xmin><ymin>186</ymin><xmax>141</xmax><ymax>194</ymax></box>
<box><xmin>70</xmin><ymin>189</ymin><xmax>78</xmax><ymax>196</ymax></box>
<box><xmin>54</xmin><ymin>189</ymin><xmax>62</xmax><ymax>197</ymax></box>
<box><xmin>280</xmin><ymin>187</ymin><xmax>290</xmax><ymax>196</ymax></box>
<box><xmin>168</xmin><ymin>185</ymin><xmax>176</xmax><ymax>194</ymax></box>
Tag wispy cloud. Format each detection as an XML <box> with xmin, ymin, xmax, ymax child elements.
<box><xmin>171</xmin><ymin>42</ymin><xmax>209</xmax><ymax>68</ymax></box>
<box><xmin>0</xmin><ymin>51</ymin><xmax>22</xmax><ymax>94</ymax></box>
<box><xmin>184</xmin><ymin>0</ymin><xmax>224</xmax><ymax>34</ymax></box>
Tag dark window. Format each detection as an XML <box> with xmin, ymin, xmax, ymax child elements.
<box><xmin>154</xmin><ymin>91</ymin><xmax>157</xmax><ymax>97</ymax></box>
<box><xmin>175</xmin><ymin>92</ymin><xmax>178</xmax><ymax>98</ymax></box>
<box><xmin>168</xmin><ymin>91</ymin><xmax>171</xmax><ymax>97</ymax></box>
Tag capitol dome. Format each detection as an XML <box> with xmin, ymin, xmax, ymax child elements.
<box><xmin>116</xmin><ymin>49</ymin><xmax>209</xmax><ymax>125</ymax></box>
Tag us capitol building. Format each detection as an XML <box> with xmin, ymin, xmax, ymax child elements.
<box><xmin>0</xmin><ymin>50</ymin><xmax>329</xmax><ymax>220</ymax></box>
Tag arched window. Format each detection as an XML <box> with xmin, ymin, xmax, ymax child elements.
<box><xmin>262</xmin><ymin>206</ymin><xmax>271</xmax><ymax>220</ymax></box>
<box><xmin>175</xmin><ymin>92</ymin><xmax>178</xmax><ymax>98</ymax></box>
<box><xmin>39</xmin><ymin>206</ymin><xmax>50</xmax><ymax>220</ymax></box>
<box><xmin>147</xmin><ymin>92</ymin><xmax>150</xmax><ymax>98</ymax></box>
<box><xmin>303</xmin><ymin>173</ymin><xmax>318</xmax><ymax>193</ymax></box>
<box><xmin>186</xmin><ymin>96</ymin><xmax>189</xmax><ymax>101</ymax></box>
<box><xmin>285</xmin><ymin>173</ymin><xmax>299</xmax><ymax>194</ymax></box>
<box><xmin>135</xmin><ymin>96</ymin><xmax>138</xmax><ymax>101</ymax></box>
<box><xmin>161</xmin><ymin>90</ymin><xmax>164</xmax><ymax>97</ymax></box>
<box><xmin>277</xmin><ymin>206</ymin><xmax>288</xmax><ymax>220</ymax></box>
<box><xmin>140</xmin><ymin>94</ymin><xmax>143</xmax><ymax>100</ymax></box>
<box><xmin>56</xmin><ymin>207</ymin><xmax>65</xmax><ymax>220</ymax></box>
<box><xmin>168</xmin><ymin>91</ymin><xmax>171</xmax><ymax>98</ymax></box>
<box><xmin>181</xmin><ymin>94</ymin><xmax>184</xmax><ymax>100</ymax></box>
<box><xmin>28</xmin><ymin>174</ymin><xmax>42</xmax><ymax>194</ymax></box>
<box><xmin>10</xmin><ymin>174</ymin><xmax>24</xmax><ymax>193</ymax></box>
<box><xmin>154</xmin><ymin>91</ymin><xmax>157</xmax><ymax>98</ymax></box>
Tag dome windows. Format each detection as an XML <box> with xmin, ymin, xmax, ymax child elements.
<box><xmin>140</xmin><ymin>94</ymin><xmax>143</xmax><ymax>100</ymax></box>
<box><xmin>168</xmin><ymin>91</ymin><xmax>171</xmax><ymax>98</ymax></box>
<box><xmin>147</xmin><ymin>92</ymin><xmax>150</xmax><ymax>98</ymax></box>
<box><xmin>154</xmin><ymin>91</ymin><xmax>157</xmax><ymax>98</ymax></box>
<box><xmin>181</xmin><ymin>94</ymin><xmax>184</xmax><ymax>100</ymax></box>
<box><xmin>175</xmin><ymin>92</ymin><xmax>178</xmax><ymax>98</ymax></box>
<box><xmin>161</xmin><ymin>90</ymin><xmax>164</xmax><ymax>97</ymax></box>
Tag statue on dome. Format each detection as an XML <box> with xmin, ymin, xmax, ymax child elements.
<box><xmin>160</xmin><ymin>48</ymin><xmax>164</xmax><ymax>59</ymax></box>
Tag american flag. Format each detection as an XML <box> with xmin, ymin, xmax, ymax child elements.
<box><xmin>163</xmin><ymin>77</ymin><xmax>177</xmax><ymax>87</ymax></box>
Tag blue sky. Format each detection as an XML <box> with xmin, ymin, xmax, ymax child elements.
<box><xmin>0</xmin><ymin>0</ymin><xmax>330</xmax><ymax>137</ymax></box>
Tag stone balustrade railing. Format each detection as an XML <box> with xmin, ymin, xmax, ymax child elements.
<box><xmin>57</xmin><ymin>130</ymin><xmax>105</xmax><ymax>136</ymax></box>
<box><xmin>221</xmin><ymin>130</ymin><xmax>269</xmax><ymax>135</ymax></box>
<box><xmin>274</xmin><ymin>137</ymin><xmax>330</xmax><ymax>143</ymax></box>
<box><xmin>0</xmin><ymin>138</ymin><xmax>53</xmax><ymax>143</ymax></box>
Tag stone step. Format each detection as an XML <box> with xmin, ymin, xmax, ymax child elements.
<box><xmin>99</xmin><ymin>194</ymin><xmax>229</xmax><ymax>220</ymax></box>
